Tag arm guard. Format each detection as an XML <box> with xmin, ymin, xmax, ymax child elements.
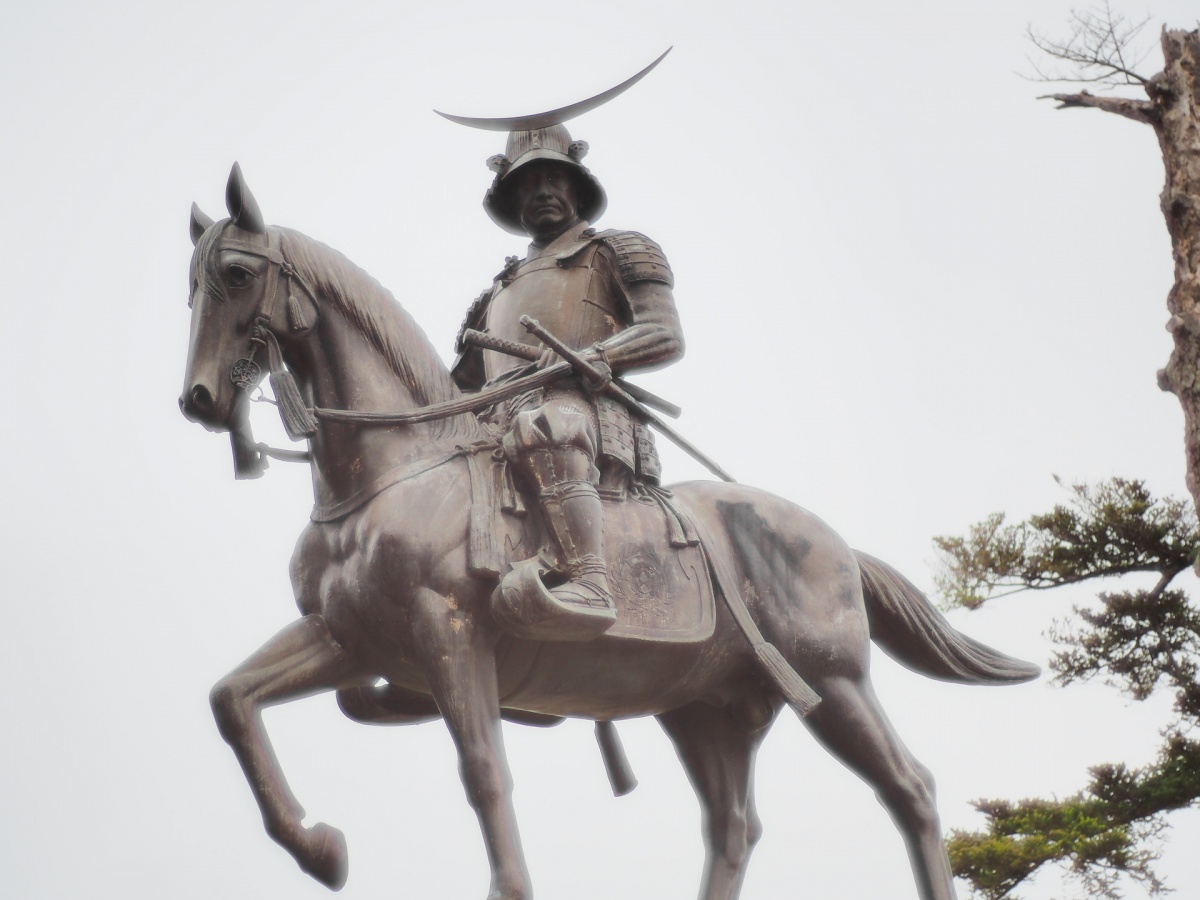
<box><xmin>593</xmin><ymin>230</ymin><xmax>683</xmax><ymax>373</ymax></box>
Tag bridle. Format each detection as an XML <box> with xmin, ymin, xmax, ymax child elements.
<box><xmin>212</xmin><ymin>228</ymin><xmax>317</xmax><ymax>394</ymax></box>
<box><xmin>204</xmin><ymin>226</ymin><xmax>321</xmax><ymax>477</ymax></box>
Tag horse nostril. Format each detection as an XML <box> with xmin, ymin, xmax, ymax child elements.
<box><xmin>181</xmin><ymin>384</ymin><xmax>214</xmax><ymax>419</ymax></box>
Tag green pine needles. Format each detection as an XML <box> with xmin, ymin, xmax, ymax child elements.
<box><xmin>936</xmin><ymin>478</ymin><xmax>1200</xmax><ymax>898</ymax></box>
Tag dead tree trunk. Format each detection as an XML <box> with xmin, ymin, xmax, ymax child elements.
<box><xmin>1046</xmin><ymin>28</ymin><xmax>1200</xmax><ymax>517</ymax></box>
<box><xmin>1157</xmin><ymin>31</ymin><xmax>1200</xmax><ymax>520</ymax></box>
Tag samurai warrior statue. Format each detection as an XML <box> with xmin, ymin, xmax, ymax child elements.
<box><xmin>451</xmin><ymin>121</ymin><xmax>684</xmax><ymax>638</ymax></box>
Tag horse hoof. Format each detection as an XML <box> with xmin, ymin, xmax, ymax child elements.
<box><xmin>299</xmin><ymin>822</ymin><xmax>348</xmax><ymax>891</ymax></box>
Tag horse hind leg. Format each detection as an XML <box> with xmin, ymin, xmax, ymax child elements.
<box><xmin>209</xmin><ymin>614</ymin><xmax>364</xmax><ymax>890</ymax></box>
<box><xmin>801</xmin><ymin>674</ymin><xmax>957</xmax><ymax>900</ymax></box>
<box><xmin>657</xmin><ymin>694</ymin><xmax>778</xmax><ymax>900</ymax></box>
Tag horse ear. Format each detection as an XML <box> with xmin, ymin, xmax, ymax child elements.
<box><xmin>225</xmin><ymin>162</ymin><xmax>266</xmax><ymax>234</ymax></box>
<box><xmin>190</xmin><ymin>202</ymin><xmax>215</xmax><ymax>246</ymax></box>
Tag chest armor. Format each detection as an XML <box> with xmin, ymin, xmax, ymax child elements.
<box><xmin>483</xmin><ymin>242</ymin><xmax>623</xmax><ymax>382</ymax></box>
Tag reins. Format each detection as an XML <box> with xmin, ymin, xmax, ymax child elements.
<box><xmin>223</xmin><ymin>235</ymin><xmax>575</xmax><ymax>469</ymax></box>
<box><xmin>311</xmin><ymin>360</ymin><xmax>575</xmax><ymax>426</ymax></box>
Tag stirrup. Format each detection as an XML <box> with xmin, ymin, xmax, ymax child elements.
<box><xmin>492</xmin><ymin>560</ymin><xmax>616</xmax><ymax>642</ymax></box>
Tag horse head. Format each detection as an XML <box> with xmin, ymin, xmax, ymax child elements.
<box><xmin>180</xmin><ymin>165</ymin><xmax>323</xmax><ymax>475</ymax></box>
<box><xmin>180</xmin><ymin>163</ymin><xmax>476</xmax><ymax>482</ymax></box>
<box><xmin>182</xmin><ymin>164</ymin><xmax>278</xmax><ymax>427</ymax></box>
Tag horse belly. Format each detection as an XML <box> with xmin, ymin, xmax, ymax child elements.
<box><xmin>495</xmin><ymin>634</ymin><xmax>737</xmax><ymax>719</ymax></box>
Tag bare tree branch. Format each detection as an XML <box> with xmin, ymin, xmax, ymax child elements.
<box><xmin>1027</xmin><ymin>2</ymin><xmax>1154</xmax><ymax>89</ymax></box>
<box><xmin>1038</xmin><ymin>89</ymin><xmax>1157</xmax><ymax>124</ymax></box>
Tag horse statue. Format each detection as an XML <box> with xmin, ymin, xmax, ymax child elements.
<box><xmin>179</xmin><ymin>164</ymin><xmax>1038</xmax><ymax>900</ymax></box>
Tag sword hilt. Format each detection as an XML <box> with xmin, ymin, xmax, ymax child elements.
<box><xmin>463</xmin><ymin>330</ymin><xmax>539</xmax><ymax>363</ymax></box>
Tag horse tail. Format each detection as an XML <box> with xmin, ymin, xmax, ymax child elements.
<box><xmin>856</xmin><ymin>551</ymin><xmax>1040</xmax><ymax>685</ymax></box>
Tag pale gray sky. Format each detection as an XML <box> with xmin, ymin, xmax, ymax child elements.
<box><xmin>4</xmin><ymin>1</ymin><xmax>1199</xmax><ymax>898</ymax></box>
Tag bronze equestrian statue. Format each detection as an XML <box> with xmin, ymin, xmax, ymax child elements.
<box><xmin>178</xmin><ymin>64</ymin><xmax>1038</xmax><ymax>900</ymax></box>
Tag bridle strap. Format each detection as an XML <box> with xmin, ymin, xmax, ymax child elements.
<box><xmin>222</xmin><ymin>230</ymin><xmax>319</xmax><ymax>389</ymax></box>
<box><xmin>218</xmin><ymin>228</ymin><xmax>322</xmax><ymax>467</ymax></box>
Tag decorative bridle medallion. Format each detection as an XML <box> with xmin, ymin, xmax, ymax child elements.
<box><xmin>231</xmin><ymin>357</ymin><xmax>264</xmax><ymax>390</ymax></box>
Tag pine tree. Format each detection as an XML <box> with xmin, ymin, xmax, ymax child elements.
<box><xmin>936</xmin><ymin>478</ymin><xmax>1200</xmax><ymax>898</ymax></box>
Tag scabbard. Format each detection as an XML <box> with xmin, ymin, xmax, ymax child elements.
<box><xmin>519</xmin><ymin>316</ymin><xmax>735</xmax><ymax>483</ymax></box>
<box><xmin>462</xmin><ymin>328</ymin><xmax>682</xmax><ymax>419</ymax></box>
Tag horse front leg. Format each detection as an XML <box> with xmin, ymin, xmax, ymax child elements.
<box><xmin>209</xmin><ymin>614</ymin><xmax>363</xmax><ymax>890</ymax></box>
<box><xmin>413</xmin><ymin>588</ymin><xmax>532</xmax><ymax>900</ymax></box>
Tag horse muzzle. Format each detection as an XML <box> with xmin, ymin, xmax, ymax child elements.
<box><xmin>179</xmin><ymin>382</ymin><xmax>231</xmax><ymax>432</ymax></box>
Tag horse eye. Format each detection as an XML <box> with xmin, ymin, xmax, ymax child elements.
<box><xmin>226</xmin><ymin>264</ymin><xmax>254</xmax><ymax>289</ymax></box>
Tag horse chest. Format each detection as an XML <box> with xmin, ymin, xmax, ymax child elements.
<box><xmin>292</xmin><ymin>525</ymin><xmax>379</xmax><ymax>618</ymax></box>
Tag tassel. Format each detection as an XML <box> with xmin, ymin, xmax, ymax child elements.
<box><xmin>287</xmin><ymin>294</ymin><xmax>309</xmax><ymax>332</ymax></box>
<box><xmin>263</xmin><ymin>329</ymin><xmax>318</xmax><ymax>440</ymax></box>
<box><xmin>754</xmin><ymin>642</ymin><xmax>821</xmax><ymax>717</ymax></box>
<box><xmin>271</xmin><ymin>369</ymin><xmax>319</xmax><ymax>440</ymax></box>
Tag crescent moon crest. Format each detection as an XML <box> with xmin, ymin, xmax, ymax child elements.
<box><xmin>434</xmin><ymin>47</ymin><xmax>672</xmax><ymax>132</ymax></box>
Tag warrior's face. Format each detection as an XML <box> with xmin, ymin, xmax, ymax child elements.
<box><xmin>512</xmin><ymin>162</ymin><xmax>580</xmax><ymax>241</ymax></box>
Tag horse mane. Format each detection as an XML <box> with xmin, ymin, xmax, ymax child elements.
<box><xmin>276</xmin><ymin>227</ymin><xmax>483</xmax><ymax>442</ymax></box>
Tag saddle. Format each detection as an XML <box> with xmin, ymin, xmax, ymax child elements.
<box><xmin>463</xmin><ymin>449</ymin><xmax>716</xmax><ymax>643</ymax></box>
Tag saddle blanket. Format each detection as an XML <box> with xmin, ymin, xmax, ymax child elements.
<box><xmin>462</xmin><ymin>449</ymin><xmax>716</xmax><ymax>643</ymax></box>
<box><xmin>599</xmin><ymin>493</ymin><xmax>715</xmax><ymax>643</ymax></box>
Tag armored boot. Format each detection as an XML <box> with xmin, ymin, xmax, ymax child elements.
<box><xmin>536</xmin><ymin>476</ymin><xmax>614</xmax><ymax>612</ymax></box>
<box><xmin>493</xmin><ymin>413</ymin><xmax>617</xmax><ymax>641</ymax></box>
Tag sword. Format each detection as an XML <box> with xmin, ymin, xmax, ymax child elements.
<box><xmin>462</xmin><ymin>328</ymin><xmax>682</xmax><ymax>418</ymax></box>
<box><xmin>518</xmin><ymin>316</ymin><xmax>735</xmax><ymax>483</ymax></box>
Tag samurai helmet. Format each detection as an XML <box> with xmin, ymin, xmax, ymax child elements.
<box><xmin>481</xmin><ymin>125</ymin><xmax>604</xmax><ymax>234</ymax></box>
<box><xmin>435</xmin><ymin>48</ymin><xmax>671</xmax><ymax>236</ymax></box>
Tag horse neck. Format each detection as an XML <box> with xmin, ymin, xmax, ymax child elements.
<box><xmin>276</xmin><ymin>234</ymin><xmax>482</xmax><ymax>509</ymax></box>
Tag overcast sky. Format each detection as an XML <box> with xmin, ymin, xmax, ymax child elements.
<box><xmin>4</xmin><ymin>2</ymin><xmax>1200</xmax><ymax>898</ymax></box>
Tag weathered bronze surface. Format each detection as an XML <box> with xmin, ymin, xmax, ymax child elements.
<box><xmin>180</xmin><ymin>113</ymin><xmax>1038</xmax><ymax>897</ymax></box>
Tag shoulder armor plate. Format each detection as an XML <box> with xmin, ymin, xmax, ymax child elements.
<box><xmin>597</xmin><ymin>230</ymin><xmax>674</xmax><ymax>288</ymax></box>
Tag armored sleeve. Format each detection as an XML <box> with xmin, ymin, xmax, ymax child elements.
<box><xmin>598</xmin><ymin>230</ymin><xmax>674</xmax><ymax>289</ymax></box>
<box><xmin>592</xmin><ymin>230</ymin><xmax>683</xmax><ymax>373</ymax></box>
